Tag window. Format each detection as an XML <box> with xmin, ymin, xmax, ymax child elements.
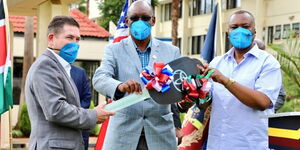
<box><xmin>282</xmin><ymin>24</ymin><xmax>291</xmax><ymax>39</ymax></box>
<box><xmin>13</xmin><ymin>57</ymin><xmax>23</xmax><ymax>105</ymax></box>
<box><xmin>227</xmin><ymin>0</ymin><xmax>240</xmax><ymax>9</ymax></box>
<box><xmin>274</xmin><ymin>25</ymin><xmax>281</xmax><ymax>40</ymax></box>
<box><xmin>193</xmin><ymin>0</ymin><xmax>201</xmax><ymax>16</ymax></box>
<box><xmin>225</xmin><ymin>32</ymin><xmax>232</xmax><ymax>51</ymax></box>
<box><xmin>292</xmin><ymin>22</ymin><xmax>300</xmax><ymax>37</ymax></box>
<box><xmin>73</xmin><ymin>60</ymin><xmax>101</xmax><ymax>106</ymax></box>
<box><xmin>268</xmin><ymin>26</ymin><xmax>274</xmax><ymax>44</ymax></box>
<box><xmin>205</xmin><ymin>0</ymin><xmax>213</xmax><ymax>14</ymax></box>
<box><xmin>177</xmin><ymin>38</ymin><xmax>182</xmax><ymax>51</ymax></box>
<box><xmin>179</xmin><ymin>0</ymin><xmax>183</xmax><ymax>18</ymax></box>
<box><xmin>164</xmin><ymin>3</ymin><xmax>172</xmax><ymax>21</ymax></box>
<box><xmin>191</xmin><ymin>35</ymin><xmax>206</xmax><ymax>55</ymax></box>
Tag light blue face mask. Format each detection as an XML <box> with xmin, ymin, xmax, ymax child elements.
<box><xmin>229</xmin><ymin>27</ymin><xmax>253</xmax><ymax>49</ymax></box>
<box><xmin>58</xmin><ymin>42</ymin><xmax>79</xmax><ymax>63</ymax></box>
<box><xmin>130</xmin><ymin>20</ymin><xmax>151</xmax><ymax>40</ymax></box>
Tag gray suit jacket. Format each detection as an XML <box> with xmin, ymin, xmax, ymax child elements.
<box><xmin>93</xmin><ymin>37</ymin><xmax>180</xmax><ymax>150</ymax></box>
<box><xmin>25</xmin><ymin>50</ymin><xmax>97</xmax><ymax>150</ymax></box>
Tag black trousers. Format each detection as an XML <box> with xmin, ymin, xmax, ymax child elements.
<box><xmin>136</xmin><ymin>130</ymin><xmax>148</xmax><ymax>150</ymax></box>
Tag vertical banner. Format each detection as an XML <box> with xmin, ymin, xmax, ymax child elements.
<box><xmin>0</xmin><ymin>0</ymin><xmax>13</xmax><ymax>115</ymax></box>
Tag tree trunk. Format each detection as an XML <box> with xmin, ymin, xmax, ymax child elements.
<box><xmin>86</xmin><ymin>0</ymin><xmax>90</xmax><ymax>17</ymax></box>
<box><xmin>171</xmin><ymin>0</ymin><xmax>180</xmax><ymax>46</ymax></box>
<box><xmin>18</xmin><ymin>16</ymin><xmax>34</xmax><ymax>122</ymax></box>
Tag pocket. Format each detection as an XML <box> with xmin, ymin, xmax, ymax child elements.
<box><xmin>48</xmin><ymin>139</ymin><xmax>76</xmax><ymax>149</ymax></box>
<box><xmin>161</xmin><ymin>112</ymin><xmax>173</xmax><ymax>121</ymax></box>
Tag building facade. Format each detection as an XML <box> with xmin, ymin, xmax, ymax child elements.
<box><xmin>153</xmin><ymin>0</ymin><xmax>300</xmax><ymax>57</ymax></box>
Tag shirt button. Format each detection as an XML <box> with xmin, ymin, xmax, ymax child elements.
<box><xmin>222</xmin><ymin>119</ymin><xmax>225</xmax><ymax>123</ymax></box>
<box><xmin>224</xmin><ymin>106</ymin><xmax>227</xmax><ymax>109</ymax></box>
<box><xmin>221</xmin><ymin>133</ymin><xmax>225</xmax><ymax>137</ymax></box>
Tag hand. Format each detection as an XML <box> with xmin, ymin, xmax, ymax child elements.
<box><xmin>117</xmin><ymin>79</ymin><xmax>142</xmax><ymax>94</ymax></box>
<box><xmin>197</xmin><ymin>64</ymin><xmax>228</xmax><ymax>85</ymax></box>
<box><xmin>175</xmin><ymin>128</ymin><xmax>184</xmax><ymax>145</ymax></box>
<box><xmin>94</xmin><ymin>103</ymin><xmax>115</xmax><ymax>124</ymax></box>
<box><xmin>177</xmin><ymin>100</ymin><xmax>194</xmax><ymax>111</ymax></box>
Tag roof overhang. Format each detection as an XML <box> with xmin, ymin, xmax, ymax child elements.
<box><xmin>7</xmin><ymin>0</ymin><xmax>78</xmax><ymax>16</ymax></box>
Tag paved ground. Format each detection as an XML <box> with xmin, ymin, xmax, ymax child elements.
<box><xmin>3</xmin><ymin>137</ymin><xmax>98</xmax><ymax>150</ymax></box>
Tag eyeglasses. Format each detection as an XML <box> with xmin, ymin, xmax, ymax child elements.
<box><xmin>129</xmin><ymin>16</ymin><xmax>152</xmax><ymax>22</ymax></box>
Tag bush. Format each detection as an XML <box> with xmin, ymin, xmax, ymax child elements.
<box><xmin>89</xmin><ymin>100</ymin><xmax>100</xmax><ymax>136</ymax></box>
<box><xmin>12</xmin><ymin>129</ymin><xmax>23</xmax><ymax>138</ymax></box>
<box><xmin>19</xmin><ymin>103</ymin><xmax>31</xmax><ymax>136</ymax></box>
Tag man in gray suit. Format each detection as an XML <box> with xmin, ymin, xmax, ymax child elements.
<box><xmin>93</xmin><ymin>1</ymin><xmax>180</xmax><ymax>150</ymax></box>
<box><xmin>25</xmin><ymin>16</ymin><xmax>115</xmax><ymax>150</ymax></box>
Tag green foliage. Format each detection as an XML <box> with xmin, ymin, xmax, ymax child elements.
<box><xmin>19</xmin><ymin>103</ymin><xmax>31</xmax><ymax>136</ymax></box>
<box><xmin>74</xmin><ymin>0</ymin><xmax>87</xmax><ymax>14</ymax></box>
<box><xmin>269</xmin><ymin>32</ymin><xmax>300</xmax><ymax>113</ymax></box>
<box><xmin>277</xmin><ymin>99</ymin><xmax>300</xmax><ymax>113</ymax></box>
<box><xmin>269</xmin><ymin>35</ymin><xmax>300</xmax><ymax>96</ymax></box>
<box><xmin>12</xmin><ymin>129</ymin><xmax>23</xmax><ymax>138</ymax></box>
<box><xmin>98</xmin><ymin>0</ymin><xmax>159</xmax><ymax>30</ymax></box>
<box><xmin>89</xmin><ymin>100</ymin><xmax>100</xmax><ymax>136</ymax></box>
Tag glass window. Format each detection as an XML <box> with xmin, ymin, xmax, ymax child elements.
<box><xmin>179</xmin><ymin>0</ymin><xmax>183</xmax><ymax>18</ymax></box>
<box><xmin>274</xmin><ymin>25</ymin><xmax>281</xmax><ymax>40</ymax></box>
<box><xmin>164</xmin><ymin>3</ymin><xmax>171</xmax><ymax>21</ymax></box>
<box><xmin>13</xmin><ymin>57</ymin><xmax>23</xmax><ymax>105</ymax></box>
<box><xmin>292</xmin><ymin>22</ymin><xmax>300</xmax><ymax>37</ymax></box>
<box><xmin>73</xmin><ymin>60</ymin><xmax>101</xmax><ymax>106</ymax></box>
<box><xmin>268</xmin><ymin>26</ymin><xmax>274</xmax><ymax>44</ymax></box>
<box><xmin>227</xmin><ymin>0</ymin><xmax>240</xmax><ymax>9</ymax></box>
<box><xmin>205</xmin><ymin>0</ymin><xmax>212</xmax><ymax>14</ymax></box>
<box><xmin>160</xmin><ymin>5</ymin><xmax>164</xmax><ymax>22</ymax></box>
<box><xmin>191</xmin><ymin>35</ymin><xmax>206</xmax><ymax>55</ymax></box>
<box><xmin>282</xmin><ymin>24</ymin><xmax>291</xmax><ymax>39</ymax></box>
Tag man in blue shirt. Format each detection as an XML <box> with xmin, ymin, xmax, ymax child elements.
<box><xmin>70</xmin><ymin>65</ymin><xmax>92</xmax><ymax>150</ymax></box>
<box><xmin>198</xmin><ymin>10</ymin><xmax>282</xmax><ymax>149</ymax></box>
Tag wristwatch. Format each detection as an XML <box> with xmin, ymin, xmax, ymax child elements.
<box><xmin>225</xmin><ymin>78</ymin><xmax>235</xmax><ymax>89</ymax></box>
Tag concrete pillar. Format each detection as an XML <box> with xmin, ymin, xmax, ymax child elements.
<box><xmin>181</xmin><ymin>0</ymin><xmax>189</xmax><ymax>56</ymax></box>
<box><xmin>255</xmin><ymin>0</ymin><xmax>266</xmax><ymax>41</ymax></box>
<box><xmin>153</xmin><ymin>4</ymin><xmax>161</xmax><ymax>37</ymax></box>
<box><xmin>36</xmin><ymin>0</ymin><xmax>69</xmax><ymax>57</ymax></box>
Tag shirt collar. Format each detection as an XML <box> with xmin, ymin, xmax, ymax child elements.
<box><xmin>131</xmin><ymin>37</ymin><xmax>152</xmax><ymax>53</ymax></box>
<box><xmin>224</xmin><ymin>44</ymin><xmax>261</xmax><ymax>60</ymax></box>
<box><xmin>47</xmin><ymin>48</ymin><xmax>70</xmax><ymax>69</ymax></box>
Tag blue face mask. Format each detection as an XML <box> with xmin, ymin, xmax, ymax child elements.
<box><xmin>229</xmin><ymin>27</ymin><xmax>253</xmax><ymax>49</ymax></box>
<box><xmin>58</xmin><ymin>42</ymin><xmax>79</xmax><ymax>63</ymax></box>
<box><xmin>130</xmin><ymin>20</ymin><xmax>151</xmax><ymax>40</ymax></box>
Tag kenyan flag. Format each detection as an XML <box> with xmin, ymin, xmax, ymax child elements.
<box><xmin>0</xmin><ymin>0</ymin><xmax>13</xmax><ymax>115</ymax></box>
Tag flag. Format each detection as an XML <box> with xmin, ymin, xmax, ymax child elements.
<box><xmin>95</xmin><ymin>0</ymin><xmax>134</xmax><ymax>149</ymax></box>
<box><xmin>0</xmin><ymin>0</ymin><xmax>13</xmax><ymax>115</ymax></box>
<box><xmin>201</xmin><ymin>4</ymin><xmax>218</xmax><ymax>63</ymax></box>
<box><xmin>179</xmin><ymin>4</ymin><xmax>218</xmax><ymax>150</ymax></box>
<box><xmin>112</xmin><ymin>0</ymin><xmax>131</xmax><ymax>43</ymax></box>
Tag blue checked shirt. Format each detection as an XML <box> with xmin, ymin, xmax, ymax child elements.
<box><xmin>133</xmin><ymin>40</ymin><xmax>152</xmax><ymax>69</ymax></box>
<box><xmin>207</xmin><ymin>44</ymin><xmax>282</xmax><ymax>150</ymax></box>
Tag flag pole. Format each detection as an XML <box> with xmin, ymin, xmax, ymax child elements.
<box><xmin>9</xmin><ymin>107</ymin><xmax>12</xmax><ymax>150</ymax></box>
<box><xmin>217</xmin><ymin>0</ymin><xmax>225</xmax><ymax>55</ymax></box>
<box><xmin>3</xmin><ymin>0</ymin><xmax>12</xmax><ymax>149</ymax></box>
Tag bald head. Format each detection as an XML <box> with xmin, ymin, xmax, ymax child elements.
<box><xmin>128</xmin><ymin>1</ymin><xmax>153</xmax><ymax>17</ymax></box>
<box><xmin>229</xmin><ymin>10</ymin><xmax>255</xmax><ymax>27</ymax></box>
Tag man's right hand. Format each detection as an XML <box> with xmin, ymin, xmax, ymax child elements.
<box><xmin>117</xmin><ymin>79</ymin><xmax>142</xmax><ymax>94</ymax></box>
<box><xmin>94</xmin><ymin>103</ymin><xmax>115</xmax><ymax>124</ymax></box>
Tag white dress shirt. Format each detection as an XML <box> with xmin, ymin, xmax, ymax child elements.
<box><xmin>48</xmin><ymin>48</ymin><xmax>71</xmax><ymax>77</ymax></box>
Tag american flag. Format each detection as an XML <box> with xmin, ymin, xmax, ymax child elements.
<box><xmin>95</xmin><ymin>1</ymin><xmax>135</xmax><ymax>149</ymax></box>
<box><xmin>113</xmin><ymin>0</ymin><xmax>132</xmax><ymax>43</ymax></box>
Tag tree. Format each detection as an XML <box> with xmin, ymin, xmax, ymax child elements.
<box><xmin>171</xmin><ymin>0</ymin><xmax>180</xmax><ymax>46</ymax></box>
<box><xmin>269</xmin><ymin>32</ymin><xmax>300</xmax><ymax>112</ymax></box>
<box><xmin>17</xmin><ymin>16</ymin><xmax>34</xmax><ymax>123</ymax></box>
<box><xmin>269</xmin><ymin>35</ymin><xmax>300</xmax><ymax>92</ymax></box>
<box><xmin>98</xmin><ymin>0</ymin><xmax>159</xmax><ymax>30</ymax></box>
